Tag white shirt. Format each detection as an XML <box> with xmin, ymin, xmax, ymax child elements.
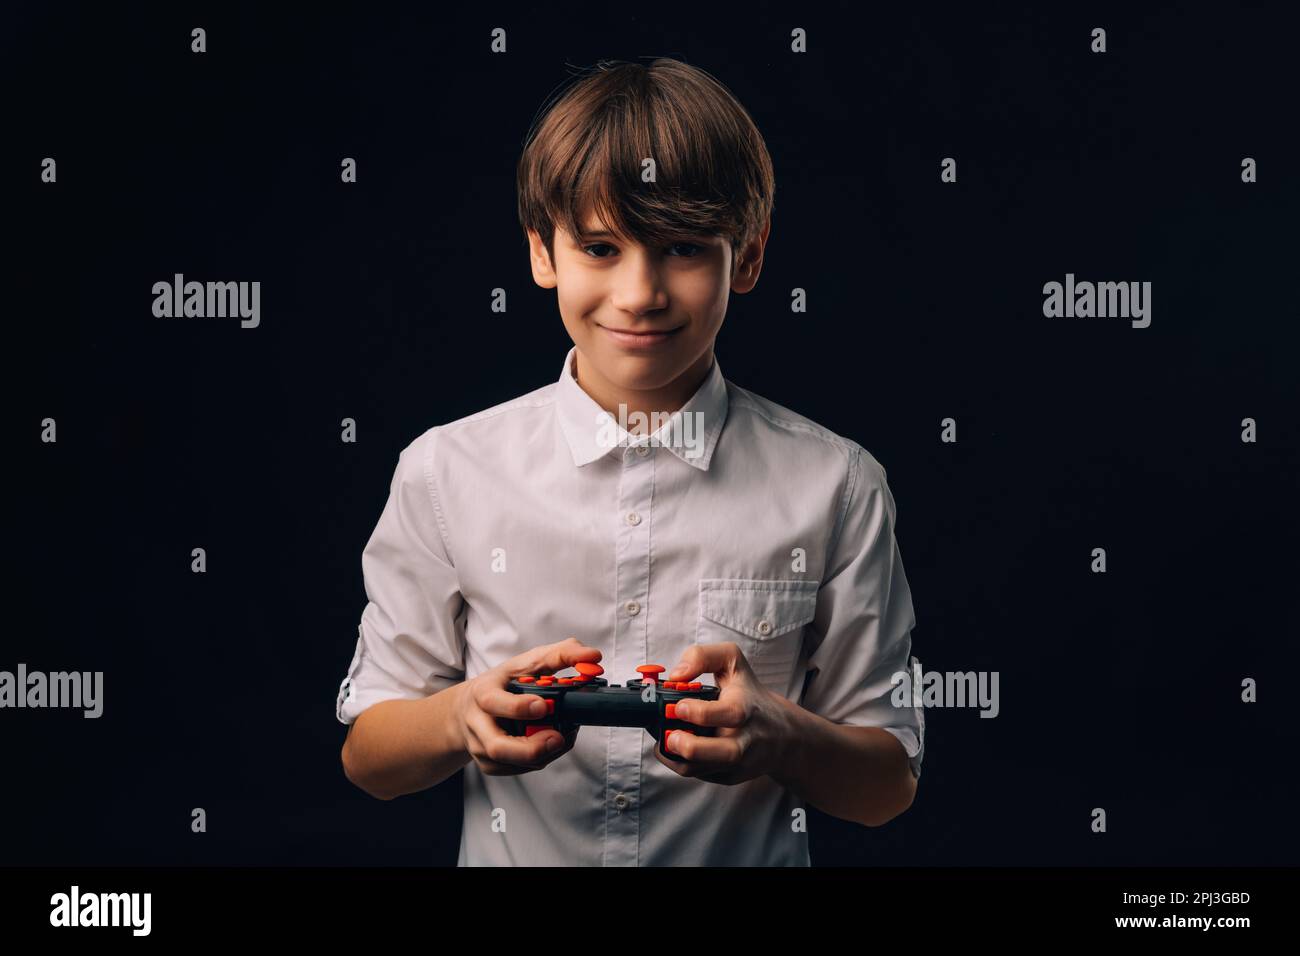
<box><xmin>336</xmin><ymin>346</ymin><xmax>925</xmax><ymax>866</ymax></box>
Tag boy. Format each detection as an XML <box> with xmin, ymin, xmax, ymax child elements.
<box><xmin>337</xmin><ymin>58</ymin><xmax>924</xmax><ymax>866</ymax></box>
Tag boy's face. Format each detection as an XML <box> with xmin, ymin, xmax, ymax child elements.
<box><xmin>527</xmin><ymin>211</ymin><xmax>770</xmax><ymax>401</ymax></box>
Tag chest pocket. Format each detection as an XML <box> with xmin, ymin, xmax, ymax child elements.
<box><xmin>697</xmin><ymin>579</ymin><xmax>820</xmax><ymax>696</ymax></box>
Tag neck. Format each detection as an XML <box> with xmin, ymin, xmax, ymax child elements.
<box><xmin>573</xmin><ymin>349</ymin><xmax>713</xmax><ymax>435</ymax></box>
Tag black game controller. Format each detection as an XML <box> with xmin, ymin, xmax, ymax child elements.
<box><xmin>501</xmin><ymin>663</ymin><xmax>720</xmax><ymax>762</ymax></box>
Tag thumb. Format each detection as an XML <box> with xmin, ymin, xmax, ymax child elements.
<box><xmin>666</xmin><ymin>642</ymin><xmax>736</xmax><ymax>683</ymax></box>
<box><xmin>518</xmin><ymin>637</ymin><xmax>603</xmax><ymax>675</ymax></box>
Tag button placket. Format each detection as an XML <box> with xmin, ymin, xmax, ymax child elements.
<box><xmin>604</xmin><ymin>440</ymin><xmax>655</xmax><ymax>866</ymax></box>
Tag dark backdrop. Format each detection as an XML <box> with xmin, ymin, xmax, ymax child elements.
<box><xmin>5</xmin><ymin>2</ymin><xmax>1297</xmax><ymax>866</ymax></box>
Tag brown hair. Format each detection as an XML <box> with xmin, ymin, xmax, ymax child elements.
<box><xmin>516</xmin><ymin>58</ymin><xmax>775</xmax><ymax>277</ymax></box>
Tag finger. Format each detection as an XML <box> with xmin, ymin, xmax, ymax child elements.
<box><xmin>468</xmin><ymin>707</ymin><xmax>566</xmax><ymax>766</ymax></box>
<box><xmin>472</xmin><ymin>705</ymin><xmax>578</xmax><ymax>767</ymax></box>
<box><xmin>669</xmin><ymin>696</ymin><xmax>747</xmax><ymax>728</ymax></box>
<box><xmin>652</xmin><ymin>741</ymin><xmax>729</xmax><ymax>779</ymax></box>
<box><xmin>664</xmin><ymin>729</ymin><xmax>743</xmax><ymax>765</ymax></box>
<box><xmin>655</xmin><ymin>747</ymin><xmax>695</xmax><ymax>776</ymax></box>
<box><xmin>475</xmin><ymin>759</ymin><xmax>534</xmax><ymax>776</ymax></box>
<box><xmin>476</xmin><ymin>684</ymin><xmax>553</xmax><ymax>720</ymax></box>
<box><xmin>524</xmin><ymin>727</ymin><xmax>579</xmax><ymax>770</ymax></box>
<box><xmin>694</xmin><ymin>769</ymin><xmax>744</xmax><ymax>785</ymax></box>
<box><xmin>654</xmin><ymin>747</ymin><xmax>741</xmax><ymax>782</ymax></box>
<box><xmin>529</xmin><ymin>636</ymin><xmax>605</xmax><ymax>674</ymax></box>
<box><xmin>665</xmin><ymin>642</ymin><xmax>740</xmax><ymax>683</ymax></box>
<box><xmin>462</xmin><ymin>720</ymin><xmax>533</xmax><ymax>775</ymax></box>
<box><xmin>478</xmin><ymin>726</ymin><xmax>579</xmax><ymax>775</ymax></box>
<box><xmin>504</xmin><ymin>637</ymin><xmax>604</xmax><ymax>677</ymax></box>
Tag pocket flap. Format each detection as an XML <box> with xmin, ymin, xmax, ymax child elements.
<box><xmin>699</xmin><ymin>579</ymin><xmax>819</xmax><ymax>639</ymax></box>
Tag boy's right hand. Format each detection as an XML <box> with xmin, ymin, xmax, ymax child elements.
<box><xmin>455</xmin><ymin>637</ymin><xmax>603</xmax><ymax>776</ymax></box>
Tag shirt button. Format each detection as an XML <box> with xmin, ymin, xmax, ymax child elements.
<box><xmin>626</xmin><ymin>512</ymin><xmax>641</xmax><ymax>526</ymax></box>
<box><xmin>757</xmin><ymin>618</ymin><xmax>773</xmax><ymax>636</ymax></box>
<box><xmin>626</xmin><ymin>601</ymin><xmax>641</xmax><ymax>616</ymax></box>
<box><xmin>635</xmin><ymin>445</ymin><xmax>650</xmax><ymax>457</ymax></box>
<box><xmin>613</xmin><ymin>793</ymin><xmax>631</xmax><ymax>812</ymax></box>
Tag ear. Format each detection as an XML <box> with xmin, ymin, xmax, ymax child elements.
<box><xmin>730</xmin><ymin>217</ymin><xmax>771</xmax><ymax>294</ymax></box>
<box><xmin>527</xmin><ymin>229</ymin><xmax>558</xmax><ymax>289</ymax></box>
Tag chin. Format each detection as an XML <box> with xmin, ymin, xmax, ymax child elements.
<box><xmin>604</xmin><ymin>355</ymin><xmax>686</xmax><ymax>388</ymax></box>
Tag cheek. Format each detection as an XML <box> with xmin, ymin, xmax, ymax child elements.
<box><xmin>681</xmin><ymin>263</ymin><xmax>728</xmax><ymax>300</ymax></box>
<box><xmin>675</xmin><ymin>274</ymin><xmax>730</xmax><ymax>325</ymax></box>
<box><xmin>554</xmin><ymin>292</ymin><xmax>586</xmax><ymax>332</ymax></box>
<box><xmin>557</xmin><ymin>276</ymin><xmax>601</xmax><ymax>322</ymax></box>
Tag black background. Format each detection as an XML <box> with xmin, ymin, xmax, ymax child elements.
<box><xmin>5</xmin><ymin>1</ymin><xmax>1297</xmax><ymax>867</ymax></box>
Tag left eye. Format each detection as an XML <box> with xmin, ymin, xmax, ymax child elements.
<box><xmin>581</xmin><ymin>242</ymin><xmax>703</xmax><ymax>259</ymax></box>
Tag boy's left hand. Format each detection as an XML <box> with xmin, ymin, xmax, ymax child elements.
<box><xmin>654</xmin><ymin>642</ymin><xmax>800</xmax><ymax>785</ymax></box>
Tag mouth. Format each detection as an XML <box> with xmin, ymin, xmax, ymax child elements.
<box><xmin>597</xmin><ymin>323</ymin><xmax>685</xmax><ymax>349</ymax></box>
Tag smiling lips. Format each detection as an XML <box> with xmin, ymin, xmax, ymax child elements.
<box><xmin>599</xmin><ymin>324</ymin><xmax>683</xmax><ymax>349</ymax></box>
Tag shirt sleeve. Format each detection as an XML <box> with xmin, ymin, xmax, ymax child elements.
<box><xmin>336</xmin><ymin>429</ymin><xmax>467</xmax><ymax>725</ymax></box>
<box><xmin>799</xmin><ymin>444</ymin><xmax>926</xmax><ymax>779</ymax></box>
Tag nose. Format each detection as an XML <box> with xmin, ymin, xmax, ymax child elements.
<box><xmin>608</xmin><ymin>251</ymin><xmax>669</xmax><ymax>317</ymax></box>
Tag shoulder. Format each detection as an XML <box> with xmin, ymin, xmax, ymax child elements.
<box><xmin>724</xmin><ymin>380</ymin><xmax>887</xmax><ymax>487</ymax></box>
<box><xmin>441</xmin><ymin>381</ymin><xmax>559</xmax><ymax>431</ymax></box>
<box><xmin>399</xmin><ymin>381</ymin><xmax>559</xmax><ymax>464</ymax></box>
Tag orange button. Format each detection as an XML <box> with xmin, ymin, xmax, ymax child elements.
<box><xmin>537</xmin><ymin>677</ymin><xmax>554</xmax><ymax>686</ymax></box>
<box><xmin>558</xmin><ymin>677</ymin><xmax>575</xmax><ymax>684</ymax></box>
<box><xmin>575</xmin><ymin>662</ymin><xmax>604</xmax><ymax>676</ymax></box>
<box><xmin>637</xmin><ymin>664</ymin><xmax>666</xmax><ymax>679</ymax></box>
<box><xmin>665</xmin><ymin>703</ymin><xmax>677</xmax><ymax>719</ymax></box>
<box><xmin>517</xmin><ymin>676</ymin><xmax>536</xmax><ymax>684</ymax></box>
<box><xmin>688</xmin><ymin>682</ymin><xmax>702</xmax><ymax>690</ymax></box>
<box><xmin>545</xmin><ymin>699</ymin><xmax>556</xmax><ymax>715</ymax></box>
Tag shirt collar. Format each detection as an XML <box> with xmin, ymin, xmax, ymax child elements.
<box><xmin>555</xmin><ymin>346</ymin><xmax>729</xmax><ymax>470</ymax></box>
